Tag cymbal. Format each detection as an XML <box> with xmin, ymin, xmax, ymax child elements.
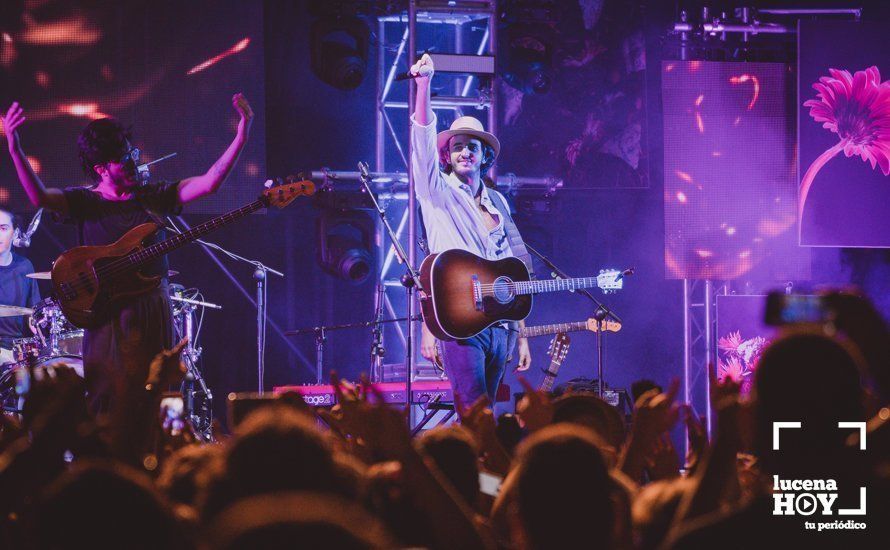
<box><xmin>0</xmin><ymin>304</ymin><xmax>33</xmax><ymax>317</ymax></box>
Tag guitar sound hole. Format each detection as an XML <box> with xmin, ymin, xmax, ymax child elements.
<box><xmin>491</xmin><ymin>276</ymin><xmax>514</xmax><ymax>304</ymax></box>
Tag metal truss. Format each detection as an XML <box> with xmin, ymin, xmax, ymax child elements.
<box><xmin>683</xmin><ymin>279</ymin><xmax>715</xmax><ymax>456</ymax></box>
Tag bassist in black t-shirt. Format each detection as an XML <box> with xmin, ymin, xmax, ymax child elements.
<box><xmin>2</xmin><ymin>94</ymin><xmax>253</xmax><ymax>414</ymax></box>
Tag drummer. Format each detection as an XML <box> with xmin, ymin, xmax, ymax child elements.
<box><xmin>0</xmin><ymin>208</ymin><xmax>41</xmax><ymax>363</ymax></box>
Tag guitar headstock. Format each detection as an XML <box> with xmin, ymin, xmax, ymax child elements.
<box><xmin>547</xmin><ymin>333</ymin><xmax>571</xmax><ymax>365</ymax></box>
<box><xmin>585</xmin><ymin>318</ymin><xmax>622</xmax><ymax>333</ymax></box>
<box><xmin>596</xmin><ymin>269</ymin><xmax>624</xmax><ymax>294</ymax></box>
<box><xmin>261</xmin><ymin>177</ymin><xmax>316</xmax><ymax>209</ymax></box>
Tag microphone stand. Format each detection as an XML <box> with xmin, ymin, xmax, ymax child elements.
<box><xmin>525</xmin><ymin>243</ymin><xmax>622</xmax><ymax>398</ymax></box>
<box><xmin>286</xmin><ymin>314</ymin><xmax>422</xmax><ymax>384</ymax></box>
<box><xmin>370</xmin><ymin>283</ymin><xmax>386</xmax><ymax>382</ymax></box>
<box><xmin>358</xmin><ymin>161</ymin><xmax>424</xmax><ymax>424</ymax></box>
<box><xmin>166</xmin><ymin>217</ymin><xmax>283</xmax><ymax>394</ymax></box>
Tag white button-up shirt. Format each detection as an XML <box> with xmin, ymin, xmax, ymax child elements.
<box><xmin>411</xmin><ymin>113</ymin><xmax>512</xmax><ymax>260</ymax></box>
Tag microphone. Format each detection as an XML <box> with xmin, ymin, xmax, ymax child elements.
<box><xmin>357</xmin><ymin>161</ymin><xmax>370</xmax><ymax>180</ymax></box>
<box><xmin>13</xmin><ymin>208</ymin><xmax>43</xmax><ymax>248</ymax></box>
<box><xmin>615</xmin><ymin>267</ymin><xmax>635</xmax><ymax>281</ymax></box>
<box><xmin>394</xmin><ymin>65</ymin><xmax>433</xmax><ymax>81</ymax></box>
<box><xmin>135</xmin><ymin>152</ymin><xmax>178</xmax><ymax>183</ymax></box>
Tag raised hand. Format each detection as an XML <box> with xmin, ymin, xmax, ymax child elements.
<box><xmin>410</xmin><ymin>52</ymin><xmax>435</xmax><ymax>83</ymax></box>
<box><xmin>145</xmin><ymin>337</ymin><xmax>189</xmax><ymax>390</ymax></box>
<box><xmin>634</xmin><ymin>377</ymin><xmax>681</xmax><ymax>441</ymax></box>
<box><xmin>2</xmin><ymin>102</ymin><xmax>26</xmax><ymax>152</ymax></box>
<box><xmin>516</xmin><ymin>376</ymin><xmax>554</xmax><ymax>432</ymax></box>
<box><xmin>456</xmin><ymin>394</ymin><xmax>497</xmax><ymax>443</ymax></box>
<box><xmin>232</xmin><ymin>93</ymin><xmax>253</xmax><ymax>134</ymax></box>
<box><xmin>620</xmin><ymin>378</ymin><xmax>681</xmax><ymax>481</ymax></box>
<box><xmin>647</xmin><ymin>433</ymin><xmax>681</xmax><ymax>481</ymax></box>
<box><xmin>682</xmin><ymin>404</ymin><xmax>708</xmax><ymax>472</ymax></box>
<box><xmin>328</xmin><ymin>372</ymin><xmax>412</xmax><ymax>461</ymax></box>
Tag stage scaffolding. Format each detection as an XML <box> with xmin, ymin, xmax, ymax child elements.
<box><xmin>311</xmin><ymin>1</ymin><xmax>562</xmax><ymax>402</ymax></box>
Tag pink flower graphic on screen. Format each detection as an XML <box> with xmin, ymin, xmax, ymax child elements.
<box><xmin>718</xmin><ymin>330</ymin><xmax>744</xmax><ymax>353</ymax></box>
<box><xmin>717</xmin><ymin>357</ymin><xmax>746</xmax><ymax>383</ymax></box>
<box><xmin>716</xmin><ymin>331</ymin><xmax>768</xmax><ymax>390</ymax></box>
<box><xmin>800</xmin><ymin>66</ymin><xmax>890</xmax><ymax>226</ymax></box>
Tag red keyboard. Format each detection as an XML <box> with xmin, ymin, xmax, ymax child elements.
<box><xmin>273</xmin><ymin>380</ymin><xmax>510</xmax><ymax>407</ymax></box>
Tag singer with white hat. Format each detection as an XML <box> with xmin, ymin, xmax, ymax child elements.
<box><xmin>410</xmin><ymin>53</ymin><xmax>533</xmax><ymax>407</ymax></box>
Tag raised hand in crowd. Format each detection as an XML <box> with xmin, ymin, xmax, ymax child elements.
<box><xmin>671</xmin><ymin>372</ymin><xmax>746</xmax><ymax>527</ymax></box>
<box><xmin>515</xmin><ymin>376</ymin><xmax>554</xmax><ymax>433</ymax></box>
<box><xmin>456</xmin><ymin>394</ymin><xmax>512</xmax><ymax>476</ymax></box>
<box><xmin>109</xmin><ymin>338</ymin><xmax>189</xmax><ymax>466</ymax></box>
<box><xmin>619</xmin><ymin>378</ymin><xmax>681</xmax><ymax>482</ymax></box>
<box><xmin>682</xmin><ymin>404</ymin><xmax>708</xmax><ymax>474</ymax></box>
<box><xmin>0</xmin><ymin>364</ymin><xmax>93</xmax><ymax>522</ymax></box>
<box><xmin>647</xmin><ymin>434</ymin><xmax>682</xmax><ymax>482</ymax></box>
<box><xmin>322</xmin><ymin>372</ymin><xmax>493</xmax><ymax>549</ymax></box>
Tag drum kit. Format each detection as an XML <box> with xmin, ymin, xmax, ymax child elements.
<box><xmin>0</xmin><ymin>271</ymin><xmax>219</xmax><ymax>441</ymax></box>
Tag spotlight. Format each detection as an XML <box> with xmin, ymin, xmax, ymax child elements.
<box><xmin>501</xmin><ymin>23</ymin><xmax>554</xmax><ymax>95</ymax></box>
<box><xmin>316</xmin><ymin>210</ymin><xmax>374</xmax><ymax>284</ymax></box>
<box><xmin>310</xmin><ymin>16</ymin><xmax>370</xmax><ymax>91</ymax></box>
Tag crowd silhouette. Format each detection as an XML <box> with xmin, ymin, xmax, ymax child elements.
<box><xmin>0</xmin><ymin>290</ymin><xmax>887</xmax><ymax>549</ymax></box>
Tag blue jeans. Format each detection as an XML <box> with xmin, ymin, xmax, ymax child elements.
<box><xmin>439</xmin><ymin>326</ymin><xmax>516</xmax><ymax>407</ymax></box>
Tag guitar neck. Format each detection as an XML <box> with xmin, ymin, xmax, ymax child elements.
<box><xmin>514</xmin><ymin>277</ymin><xmax>603</xmax><ymax>296</ymax></box>
<box><xmin>127</xmin><ymin>199</ymin><xmax>265</xmax><ymax>268</ymax></box>
<box><xmin>539</xmin><ymin>359</ymin><xmax>562</xmax><ymax>392</ymax></box>
<box><xmin>521</xmin><ymin>321</ymin><xmax>587</xmax><ymax>339</ymax></box>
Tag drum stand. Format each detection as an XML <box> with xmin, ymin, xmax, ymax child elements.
<box><xmin>170</xmin><ymin>289</ymin><xmax>216</xmax><ymax>441</ymax></box>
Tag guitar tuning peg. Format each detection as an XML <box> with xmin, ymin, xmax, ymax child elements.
<box><xmin>264</xmin><ymin>179</ymin><xmax>274</xmax><ymax>189</ymax></box>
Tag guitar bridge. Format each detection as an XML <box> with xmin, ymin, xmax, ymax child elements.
<box><xmin>471</xmin><ymin>275</ymin><xmax>483</xmax><ymax>311</ymax></box>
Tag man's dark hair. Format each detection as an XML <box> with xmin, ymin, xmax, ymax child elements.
<box><xmin>552</xmin><ymin>393</ymin><xmax>626</xmax><ymax>450</ymax></box>
<box><xmin>0</xmin><ymin>207</ymin><xmax>22</xmax><ymax>232</ymax></box>
<box><xmin>416</xmin><ymin>425</ymin><xmax>480</xmax><ymax>506</ymax></box>
<box><xmin>38</xmin><ymin>460</ymin><xmax>188</xmax><ymax>550</ymax></box>
<box><xmin>516</xmin><ymin>425</ymin><xmax>614</xmax><ymax>549</ymax></box>
<box><xmin>631</xmin><ymin>379</ymin><xmax>663</xmax><ymax>404</ymax></box>
<box><xmin>754</xmin><ymin>330</ymin><xmax>864</xmax><ymax>478</ymax></box>
<box><xmin>201</xmin><ymin>404</ymin><xmax>338</xmax><ymax>520</ymax></box>
<box><xmin>77</xmin><ymin>118</ymin><xmax>133</xmax><ymax>182</ymax></box>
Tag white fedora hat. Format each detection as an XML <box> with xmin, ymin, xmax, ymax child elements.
<box><xmin>436</xmin><ymin>116</ymin><xmax>500</xmax><ymax>159</ymax></box>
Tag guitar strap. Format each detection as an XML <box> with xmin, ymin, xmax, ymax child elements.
<box><xmin>416</xmin><ymin>189</ymin><xmax>536</xmax><ymax>280</ymax></box>
<box><xmin>134</xmin><ymin>186</ymin><xmax>175</xmax><ymax>282</ymax></box>
<box><xmin>487</xmin><ymin>189</ymin><xmax>536</xmax><ymax>280</ymax></box>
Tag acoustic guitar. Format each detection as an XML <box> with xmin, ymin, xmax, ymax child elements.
<box><xmin>419</xmin><ymin>249</ymin><xmax>623</xmax><ymax>340</ymax></box>
<box><xmin>52</xmin><ymin>178</ymin><xmax>314</xmax><ymax>328</ymax></box>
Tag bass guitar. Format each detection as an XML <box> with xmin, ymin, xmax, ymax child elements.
<box><xmin>419</xmin><ymin>249</ymin><xmax>624</xmax><ymax>340</ymax></box>
<box><xmin>52</xmin><ymin>178</ymin><xmax>315</xmax><ymax>328</ymax></box>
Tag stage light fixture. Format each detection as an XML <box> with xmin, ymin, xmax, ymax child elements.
<box><xmin>316</xmin><ymin>210</ymin><xmax>374</xmax><ymax>284</ymax></box>
<box><xmin>309</xmin><ymin>16</ymin><xmax>370</xmax><ymax>91</ymax></box>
